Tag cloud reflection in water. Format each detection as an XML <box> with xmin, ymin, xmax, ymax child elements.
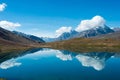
<box><xmin>0</xmin><ymin>58</ymin><xmax>21</xmax><ymax>69</ymax></box>
<box><xmin>55</xmin><ymin>50</ymin><xmax>114</xmax><ymax>71</ymax></box>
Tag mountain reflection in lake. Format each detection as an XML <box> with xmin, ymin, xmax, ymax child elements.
<box><xmin>0</xmin><ymin>48</ymin><xmax>120</xmax><ymax>80</ymax></box>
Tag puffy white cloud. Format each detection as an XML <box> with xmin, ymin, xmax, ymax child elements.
<box><xmin>75</xmin><ymin>15</ymin><xmax>105</xmax><ymax>32</ymax></box>
<box><xmin>0</xmin><ymin>20</ymin><xmax>21</xmax><ymax>30</ymax></box>
<box><xmin>0</xmin><ymin>58</ymin><xmax>21</xmax><ymax>69</ymax></box>
<box><xmin>0</xmin><ymin>3</ymin><xmax>7</xmax><ymax>12</ymax></box>
<box><xmin>76</xmin><ymin>54</ymin><xmax>105</xmax><ymax>71</ymax></box>
<box><xmin>56</xmin><ymin>26</ymin><xmax>72</xmax><ymax>37</ymax></box>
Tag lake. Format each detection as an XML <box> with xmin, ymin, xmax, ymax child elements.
<box><xmin>0</xmin><ymin>48</ymin><xmax>120</xmax><ymax>80</ymax></box>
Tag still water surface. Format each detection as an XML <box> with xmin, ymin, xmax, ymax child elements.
<box><xmin>0</xmin><ymin>48</ymin><xmax>120</xmax><ymax>80</ymax></box>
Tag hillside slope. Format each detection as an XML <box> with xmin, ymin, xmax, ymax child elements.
<box><xmin>13</xmin><ymin>31</ymin><xmax>45</xmax><ymax>43</ymax></box>
<box><xmin>0</xmin><ymin>27</ymin><xmax>43</xmax><ymax>52</ymax></box>
<box><xmin>93</xmin><ymin>31</ymin><xmax>120</xmax><ymax>39</ymax></box>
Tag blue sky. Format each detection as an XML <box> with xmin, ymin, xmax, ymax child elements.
<box><xmin>0</xmin><ymin>0</ymin><xmax>120</xmax><ymax>37</ymax></box>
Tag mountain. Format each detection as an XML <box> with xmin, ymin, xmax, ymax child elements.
<box><xmin>0</xmin><ymin>27</ymin><xmax>44</xmax><ymax>52</ymax></box>
<box><xmin>56</xmin><ymin>30</ymin><xmax>78</xmax><ymax>41</ymax></box>
<box><xmin>75</xmin><ymin>25</ymin><xmax>114</xmax><ymax>38</ymax></box>
<box><xmin>42</xmin><ymin>30</ymin><xmax>78</xmax><ymax>42</ymax></box>
<box><xmin>112</xmin><ymin>27</ymin><xmax>120</xmax><ymax>32</ymax></box>
<box><xmin>0</xmin><ymin>27</ymin><xmax>38</xmax><ymax>44</ymax></box>
<box><xmin>13</xmin><ymin>31</ymin><xmax>45</xmax><ymax>43</ymax></box>
<box><xmin>56</xmin><ymin>25</ymin><xmax>114</xmax><ymax>41</ymax></box>
<box><xmin>93</xmin><ymin>30</ymin><xmax>120</xmax><ymax>39</ymax></box>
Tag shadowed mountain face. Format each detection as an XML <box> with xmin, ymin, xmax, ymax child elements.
<box><xmin>56</xmin><ymin>30</ymin><xmax>78</xmax><ymax>41</ymax></box>
<box><xmin>0</xmin><ymin>27</ymin><xmax>44</xmax><ymax>47</ymax></box>
<box><xmin>13</xmin><ymin>31</ymin><xmax>45</xmax><ymax>43</ymax></box>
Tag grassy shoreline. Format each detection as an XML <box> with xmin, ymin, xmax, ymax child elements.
<box><xmin>0</xmin><ymin>46</ymin><xmax>31</xmax><ymax>53</ymax></box>
<box><xmin>0</xmin><ymin>38</ymin><xmax>120</xmax><ymax>53</ymax></box>
<box><xmin>0</xmin><ymin>43</ymin><xmax>42</xmax><ymax>53</ymax></box>
<box><xmin>45</xmin><ymin>38</ymin><xmax>120</xmax><ymax>53</ymax></box>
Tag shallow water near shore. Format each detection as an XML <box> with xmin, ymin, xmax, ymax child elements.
<box><xmin>0</xmin><ymin>48</ymin><xmax>120</xmax><ymax>80</ymax></box>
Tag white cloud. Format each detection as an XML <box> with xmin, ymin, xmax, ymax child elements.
<box><xmin>76</xmin><ymin>54</ymin><xmax>105</xmax><ymax>71</ymax></box>
<box><xmin>0</xmin><ymin>20</ymin><xmax>21</xmax><ymax>30</ymax></box>
<box><xmin>0</xmin><ymin>3</ymin><xmax>7</xmax><ymax>12</ymax></box>
<box><xmin>75</xmin><ymin>15</ymin><xmax>105</xmax><ymax>32</ymax></box>
<box><xmin>0</xmin><ymin>58</ymin><xmax>21</xmax><ymax>69</ymax></box>
<box><xmin>56</xmin><ymin>26</ymin><xmax>72</xmax><ymax>37</ymax></box>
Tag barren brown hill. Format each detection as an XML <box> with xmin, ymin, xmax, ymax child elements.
<box><xmin>0</xmin><ymin>27</ymin><xmax>43</xmax><ymax>52</ymax></box>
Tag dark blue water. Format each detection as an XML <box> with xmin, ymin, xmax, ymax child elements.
<box><xmin>0</xmin><ymin>48</ymin><xmax>120</xmax><ymax>80</ymax></box>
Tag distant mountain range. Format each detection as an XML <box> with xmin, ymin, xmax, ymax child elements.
<box><xmin>12</xmin><ymin>26</ymin><xmax>120</xmax><ymax>43</ymax></box>
<box><xmin>43</xmin><ymin>25</ymin><xmax>117</xmax><ymax>42</ymax></box>
<box><xmin>0</xmin><ymin>24</ymin><xmax>120</xmax><ymax>44</ymax></box>
<box><xmin>57</xmin><ymin>25</ymin><xmax>114</xmax><ymax>41</ymax></box>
